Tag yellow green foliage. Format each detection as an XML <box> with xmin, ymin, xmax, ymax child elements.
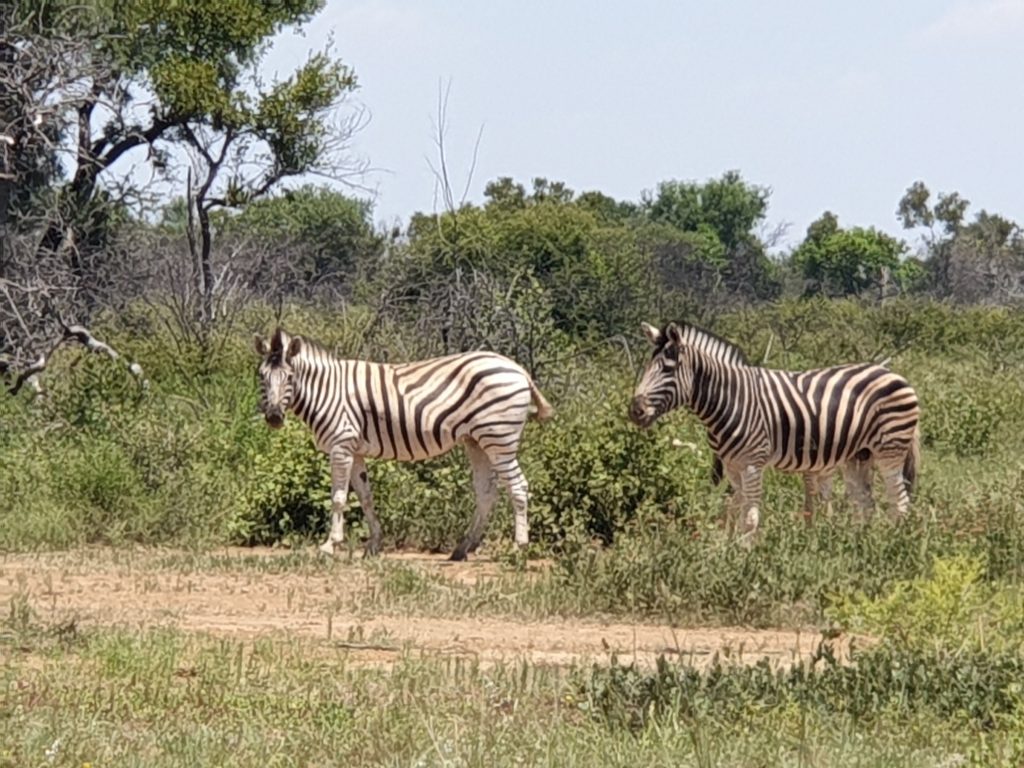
<box><xmin>827</xmin><ymin>555</ymin><xmax>1024</xmax><ymax>653</ymax></box>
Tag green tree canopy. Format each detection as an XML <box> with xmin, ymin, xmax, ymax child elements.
<box><xmin>218</xmin><ymin>186</ymin><xmax>382</xmax><ymax>284</ymax></box>
<box><xmin>642</xmin><ymin>170</ymin><xmax>779</xmax><ymax>299</ymax></box>
<box><xmin>6</xmin><ymin>0</ymin><xmax>356</xmax><ymax>259</ymax></box>
<box><xmin>643</xmin><ymin>170</ymin><xmax>770</xmax><ymax>252</ymax></box>
<box><xmin>792</xmin><ymin>212</ymin><xmax>911</xmax><ymax>297</ymax></box>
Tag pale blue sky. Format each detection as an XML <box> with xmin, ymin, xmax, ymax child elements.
<box><xmin>265</xmin><ymin>0</ymin><xmax>1024</xmax><ymax>248</ymax></box>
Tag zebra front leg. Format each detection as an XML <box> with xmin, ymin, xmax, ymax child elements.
<box><xmin>320</xmin><ymin>448</ymin><xmax>354</xmax><ymax>556</ymax></box>
<box><xmin>737</xmin><ymin>463</ymin><xmax>764</xmax><ymax>542</ymax></box>
<box><xmin>349</xmin><ymin>456</ymin><xmax>383</xmax><ymax>557</ymax></box>
<box><xmin>843</xmin><ymin>459</ymin><xmax>876</xmax><ymax>521</ymax></box>
<box><xmin>451</xmin><ymin>441</ymin><xmax>499</xmax><ymax>561</ymax></box>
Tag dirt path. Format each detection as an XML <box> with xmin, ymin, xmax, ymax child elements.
<box><xmin>0</xmin><ymin>547</ymin><xmax>838</xmax><ymax>669</ymax></box>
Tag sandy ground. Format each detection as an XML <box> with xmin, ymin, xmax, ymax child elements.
<box><xmin>0</xmin><ymin>547</ymin><xmax>845</xmax><ymax>669</ymax></box>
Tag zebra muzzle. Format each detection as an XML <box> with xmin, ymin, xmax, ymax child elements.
<box><xmin>264</xmin><ymin>409</ymin><xmax>285</xmax><ymax>429</ymax></box>
<box><xmin>628</xmin><ymin>396</ymin><xmax>657</xmax><ymax>428</ymax></box>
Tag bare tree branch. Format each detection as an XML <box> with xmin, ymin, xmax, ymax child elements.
<box><xmin>6</xmin><ymin>317</ymin><xmax>146</xmax><ymax>395</ymax></box>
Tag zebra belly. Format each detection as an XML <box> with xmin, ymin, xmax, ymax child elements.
<box><xmin>356</xmin><ymin>417</ymin><xmax>463</xmax><ymax>462</ymax></box>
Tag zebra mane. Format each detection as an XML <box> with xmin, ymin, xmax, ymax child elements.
<box><xmin>269</xmin><ymin>327</ymin><xmax>334</xmax><ymax>364</ymax></box>
<box><xmin>662</xmin><ymin>322</ymin><xmax>749</xmax><ymax>366</ymax></box>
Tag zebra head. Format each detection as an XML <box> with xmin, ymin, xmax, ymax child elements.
<box><xmin>629</xmin><ymin>321</ymin><xmax>691</xmax><ymax>428</ymax></box>
<box><xmin>254</xmin><ymin>327</ymin><xmax>303</xmax><ymax>429</ymax></box>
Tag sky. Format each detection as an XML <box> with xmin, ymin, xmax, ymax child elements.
<box><xmin>263</xmin><ymin>0</ymin><xmax>1024</xmax><ymax>248</ymax></box>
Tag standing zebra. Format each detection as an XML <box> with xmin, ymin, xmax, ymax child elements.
<box><xmin>673</xmin><ymin>323</ymin><xmax>877</xmax><ymax>523</ymax></box>
<box><xmin>629</xmin><ymin>322</ymin><xmax>919</xmax><ymax>535</ymax></box>
<box><xmin>254</xmin><ymin>328</ymin><xmax>554</xmax><ymax>560</ymax></box>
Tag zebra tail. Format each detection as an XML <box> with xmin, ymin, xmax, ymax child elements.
<box><xmin>528</xmin><ymin>380</ymin><xmax>554</xmax><ymax>422</ymax></box>
<box><xmin>904</xmin><ymin>425</ymin><xmax>921</xmax><ymax>498</ymax></box>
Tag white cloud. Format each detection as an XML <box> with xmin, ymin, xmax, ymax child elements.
<box><xmin>919</xmin><ymin>0</ymin><xmax>1024</xmax><ymax>45</ymax></box>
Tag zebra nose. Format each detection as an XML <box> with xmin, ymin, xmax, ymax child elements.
<box><xmin>628</xmin><ymin>396</ymin><xmax>648</xmax><ymax>425</ymax></box>
<box><xmin>265</xmin><ymin>408</ymin><xmax>285</xmax><ymax>429</ymax></box>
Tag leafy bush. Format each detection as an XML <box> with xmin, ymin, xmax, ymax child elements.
<box><xmin>913</xmin><ymin>362</ymin><xmax>1024</xmax><ymax>457</ymax></box>
<box><xmin>240</xmin><ymin>420</ymin><xmax>331</xmax><ymax>545</ymax></box>
<box><xmin>579</xmin><ymin>644</ymin><xmax>1024</xmax><ymax>734</ymax></box>
<box><xmin>826</xmin><ymin>555</ymin><xmax>1024</xmax><ymax>654</ymax></box>
<box><xmin>522</xmin><ymin>372</ymin><xmax>714</xmax><ymax>548</ymax></box>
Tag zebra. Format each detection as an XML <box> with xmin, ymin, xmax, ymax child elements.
<box><xmin>254</xmin><ymin>327</ymin><xmax>554</xmax><ymax>560</ymax></box>
<box><xmin>629</xmin><ymin>321</ymin><xmax>919</xmax><ymax>535</ymax></box>
<box><xmin>670</xmin><ymin>322</ymin><xmax>877</xmax><ymax>523</ymax></box>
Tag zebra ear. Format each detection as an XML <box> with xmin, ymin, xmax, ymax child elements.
<box><xmin>666</xmin><ymin>323</ymin><xmax>684</xmax><ymax>347</ymax></box>
<box><xmin>286</xmin><ymin>336</ymin><xmax>303</xmax><ymax>361</ymax></box>
<box><xmin>254</xmin><ymin>334</ymin><xmax>269</xmax><ymax>357</ymax></box>
<box><xmin>641</xmin><ymin>322</ymin><xmax>663</xmax><ymax>346</ymax></box>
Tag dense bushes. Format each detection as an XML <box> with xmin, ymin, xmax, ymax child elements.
<box><xmin>3</xmin><ymin>298</ymin><xmax>1024</xmax><ymax>626</ymax></box>
<box><xmin>580</xmin><ymin>644</ymin><xmax>1024</xmax><ymax>735</ymax></box>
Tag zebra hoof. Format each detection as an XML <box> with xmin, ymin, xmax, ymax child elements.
<box><xmin>318</xmin><ymin>541</ymin><xmax>336</xmax><ymax>557</ymax></box>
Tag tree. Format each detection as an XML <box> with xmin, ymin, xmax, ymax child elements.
<box><xmin>642</xmin><ymin>170</ymin><xmax>779</xmax><ymax>299</ymax></box>
<box><xmin>1</xmin><ymin>0</ymin><xmax>360</xmax><ymax>382</ymax></box>
<box><xmin>644</xmin><ymin>171</ymin><xmax>770</xmax><ymax>252</ymax></box>
<box><xmin>217</xmin><ymin>185</ymin><xmax>382</xmax><ymax>291</ymax></box>
<box><xmin>791</xmin><ymin>212</ymin><xmax>910</xmax><ymax>298</ymax></box>
<box><xmin>0</xmin><ymin>2</ymin><xmax>67</xmax><ymax>239</ymax></box>
<box><xmin>4</xmin><ymin>0</ymin><xmax>358</xmax><ymax>285</ymax></box>
<box><xmin>898</xmin><ymin>181</ymin><xmax>1024</xmax><ymax>303</ymax></box>
<box><xmin>897</xmin><ymin>181</ymin><xmax>969</xmax><ymax>238</ymax></box>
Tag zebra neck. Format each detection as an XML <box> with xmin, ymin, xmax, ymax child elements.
<box><xmin>290</xmin><ymin>357</ymin><xmax>344</xmax><ymax>424</ymax></box>
<box><xmin>686</xmin><ymin>356</ymin><xmax>745</xmax><ymax>433</ymax></box>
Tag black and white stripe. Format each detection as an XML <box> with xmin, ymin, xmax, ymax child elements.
<box><xmin>630</xmin><ymin>322</ymin><xmax>920</xmax><ymax>534</ymax></box>
<box><xmin>255</xmin><ymin>327</ymin><xmax>553</xmax><ymax>559</ymax></box>
<box><xmin>671</xmin><ymin>324</ymin><xmax>878</xmax><ymax>523</ymax></box>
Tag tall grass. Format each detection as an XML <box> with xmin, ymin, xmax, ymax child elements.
<box><xmin>2</xmin><ymin>610</ymin><xmax>1022</xmax><ymax>768</ymax></box>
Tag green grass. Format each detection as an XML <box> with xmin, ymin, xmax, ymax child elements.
<box><xmin>5</xmin><ymin>300</ymin><xmax>1024</xmax><ymax>764</ymax></box>
<box><xmin>3</xmin><ymin>616</ymin><xmax>1022</xmax><ymax>768</ymax></box>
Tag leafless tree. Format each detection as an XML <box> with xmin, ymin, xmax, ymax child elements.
<box><xmin>175</xmin><ymin>91</ymin><xmax>368</xmax><ymax>339</ymax></box>
<box><xmin>0</xmin><ymin>232</ymin><xmax>146</xmax><ymax>394</ymax></box>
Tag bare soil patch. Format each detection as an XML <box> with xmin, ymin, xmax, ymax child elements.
<box><xmin>0</xmin><ymin>547</ymin><xmax>844</xmax><ymax>668</ymax></box>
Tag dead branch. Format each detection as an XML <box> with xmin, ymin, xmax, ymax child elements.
<box><xmin>6</xmin><ymin>319</ymin><xmax>146</xmax><ymax>395</ymax></box>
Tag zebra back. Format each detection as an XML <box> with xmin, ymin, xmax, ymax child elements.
<box><xmin>262</xmin><ymin>329</ymin><xmax>548</xmax><ymax>462</ymax></box>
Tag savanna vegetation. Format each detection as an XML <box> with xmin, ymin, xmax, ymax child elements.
<box><xmin>4</xmin><ymin>0</ymin><xmax>1024</xmax><ymax>765</ymax></box>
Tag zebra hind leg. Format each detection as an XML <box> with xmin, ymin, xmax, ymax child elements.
<box><xmin>493</xmin><ymin>455</ymin><xmax>530</xmax><ymax>549</ymax></box>
<box><xmin>878</xmin><ymin>457</ymin><xmax>910</xmax><ymax>520</ymax></box>
<box><xmin>349</xmin><ymin>456</ymin><xmax>383</xmax><ymax>557</ymax></box>
<box><xmin>451</xmin><ymin>441</ymin><xmax>499</xmax><ymax>562</ymax></box>
<box><xmin>802</xmin><ymin>472</ymin><xmax>821</xmax><ymax>525</ymax></box>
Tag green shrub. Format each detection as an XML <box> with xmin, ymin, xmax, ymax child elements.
<box><xmin>912</xmin><ymin>362</ymin><xmax>1024</xmax><ymax>457</ymax></box>
<box><xmin>580</xmin><ymin>644</ymin><xmax>1024</xmax><ymax>734</ymax></box>
<box><xmin>240</xmin><ymin>420</ymin><xmax>331</xmax><ymax>545</ymax></box>
<box><xmin>826</xmin><ymin>554</ymin><xmax>1024</xmax><ymax>654</ymax></box>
